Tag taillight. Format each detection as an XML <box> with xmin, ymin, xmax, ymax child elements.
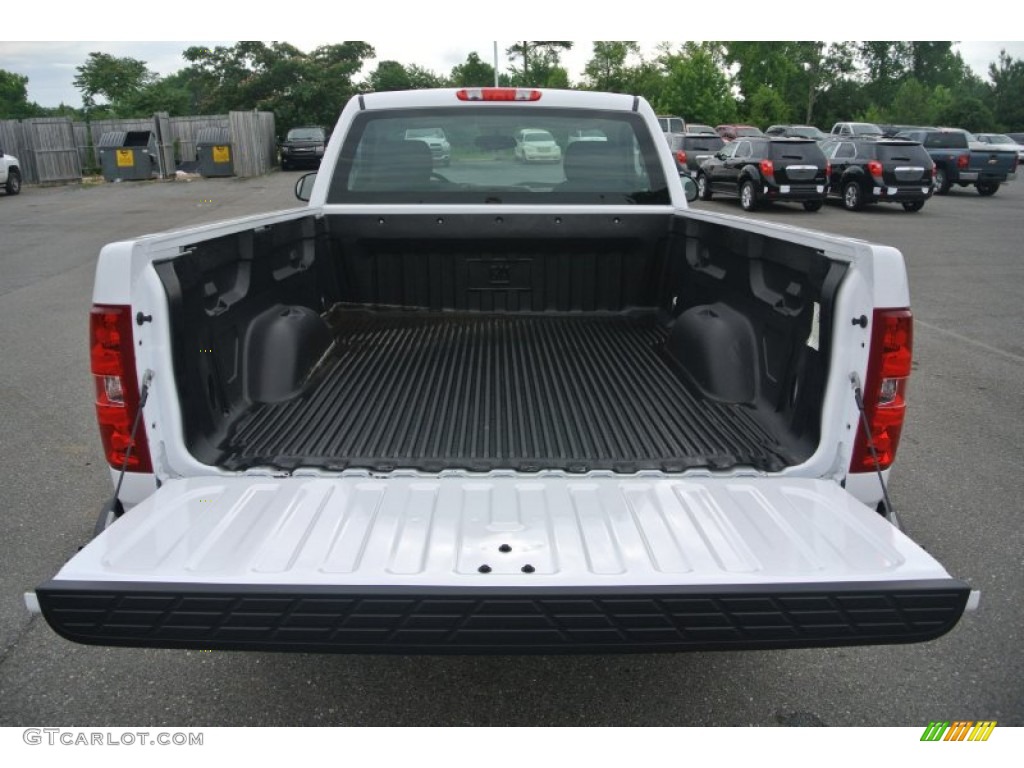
<box><xmin>850</xmin><ymin>309</ymin><xmax>913</xmax><ymax>473</ymax></box>
<box><xmin>957</xmin><ymin>154</ymin><xmax>969</xmax><ymax>169</ymax></box>
<box><xmin>456</xmin><ymin>88</ymin><xmax>541</xmax><ymax>102</ymax></box>
<box><xmin>931</xmin><ymin>164</ymin><xmax>937</xmax><ymax>178</ymax></box>
<box><xmin>825</xmin><ymin>162</ymin><xmax>831</xmax><ymax>179</ymax></box>
<box><xmin>91</xmin><ymin>305</ymin><xmax>152</xmax><ymax>472</ymax></box>
<box><xmin>867</xmin><ymin>160</ymin><xmax>884</xmax><ymax>181</ymax></box>
<box><xmin>675</xmin><ymin>150</ymin><xmax>687</xmax><ymax>165</ymax></box>
<box><xmin>759</xmin><ymin>159</ymin><xmax>774</xmax><ymax>178</ymax></box>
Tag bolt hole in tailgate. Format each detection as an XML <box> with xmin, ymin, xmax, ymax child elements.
<box><xmin>38</xmin><ymin>476</ymin><xmax>968</xmax><ymax>653</ymax></box>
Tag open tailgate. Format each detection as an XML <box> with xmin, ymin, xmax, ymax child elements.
<box><xmin>37</xmin><ymin>476</ymin><xmax>969</xmax><ymax>653</ymax></box>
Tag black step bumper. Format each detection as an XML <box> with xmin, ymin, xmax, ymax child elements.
<box><xmin>37</xmin><ymin>580</ymin><xmax>970</xmax><ymax>654</ymax></box>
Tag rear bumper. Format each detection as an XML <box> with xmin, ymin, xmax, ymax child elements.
<box><xmin>870</xmin><ymin>186</ymin><xmax>932</xmax><ymax>202</ymax></box>
<box><xmin>37</xmin><ymin>579</ymin><xmax>970</xmax><ymax>654</ymax></box>
<box><xmin>763</xmin><ymin>184</ymin><xmax>826</xmax><ymax>202</ymax></box>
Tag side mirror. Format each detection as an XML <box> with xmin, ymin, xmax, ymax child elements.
<box><xmin>680</xmin><ymin>175</ymin><xmax>698</xmax><ymax>203</ymax></box>
<box><xmin>295</xmin><ymin>172</ymin><xmax>316</xmax><ymax>202</ymax></box>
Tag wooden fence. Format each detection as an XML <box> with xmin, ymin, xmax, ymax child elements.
<box><xmin>3</xmin><ymin>110</ymin><xmax>277</xmax><ymax>183</ymax></box>
<box><xmin>1</xmin><ymin>118</ymin><xmax>82</xmax><ymax>184</ymax></box>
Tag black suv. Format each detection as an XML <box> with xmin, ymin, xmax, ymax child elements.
<box><xmin>279</xmin><ymin>126</ymin><xmax>327</xmax><ymax>170</ymax></box>
<box><xmin>695</xmin><ymin>137</ymin><xmax>829</xmax><ymax>211</ymax></box>
<box><xmin>667</xmin><ymin>133</ymin><xmax>725</xmax><ymax>176</ymax></box>
<box><xmin>820</xmin><ymin>137</ymin><xmax>934</xmax><ymax>212</ymax></box>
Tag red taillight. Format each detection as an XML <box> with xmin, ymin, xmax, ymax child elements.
<box><xmin>675</xmin><ymin>150</ymin><xmax>687</xmax><ymax>165</ymax></box>
<box><xmin>931</xmin><ymin>164</ymin><xmax>937</xmax><ymax>178</ymax></box>
<box><xmin>867</xmin><ymin>160</ymin><xmax>884</xmax><ymax>180</ymax></box>
<box><xmin>759</xmin><ymin>159</ymin><xmax>774</xmax><ymax>178</ymax></box>
<box><xmin>456</xmin><ymin>88</ymin><xmax>541</xmax><ymax>102</ymax></box>
<box><xmin>851</xmin><ymin>309</ymin><xmax>913</xmax><ymax>473</ymax></box>
<box><xmin>90</xmin><ymin>305</ymin><xmax>152</xmax><ymax>473</ymax></box>
<box><xmin>957</xmin><ymin>154</ymin><xmax>969</xmax><ymax>169</ymax></box>
<box><xmin>825</xmin><ymin>162</ymin><xmax>832</xmax><ymax>179</ymax></box>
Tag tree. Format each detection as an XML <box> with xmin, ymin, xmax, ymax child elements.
<box><xmin>0</xmin><ymin>69</ymin><xmax>42</xmax><ymax>119</ymax></box>
<box><xmin>506</xmin><ymin>41</ymin><xmax>573</xmax><ymax>86</ymax></box>
<box><xmin>886</xmin><ymin>78</ymin><xmax>933</xmax><ymax>125</ymax></box>
<box><xmin>369</xmin><ymin>60</ymin><xmax>413</xmax><ymax>92</ymax></box>
<box><xmin>181</xmin><ymin>41</ymin><xmax>375</xmax><ymax>131</ymax></box>
<box><xmin>988</xmin><ymin>50</ymin><xmax>1024</xmax><ymax>130</ymax></box>
<box><xmin>935</xmin><ymin>96</ymin><xmax>995</xmax><ymax>132</ymax></box>
<box><xmin>73</xmin><ymin>52</ymin><xmax>155</xmax><ymax>114</ymax></box>
<box><xmin>654</xmin><ymin>43</ymin><xmax>737</xmax><ymax>125</ymax></box>
<box><xmin>746</xmin><ymin>84</ymin><xmax>790</xmax><ymax>127</ymax></box>
<box><xmin>582</xmin><ymin>42</ymin><xmax>639</xmax><ymax>92</ymax></box>
<box><xmin>450</xmin><ymin>52</ymin><xmax>496</xmax><ymax>87</ymax></box>
<box><xmin>800</xmin><ymin>42</ymin><xmax>856</xmax><ymax>124</ymax></box>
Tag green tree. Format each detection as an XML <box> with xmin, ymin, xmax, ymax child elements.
<box><xmin>935</xmin><ymin>96</ymin><xmax>994</xmax><ymax>132</ymax></box>
<box><xmin>886</xmin><ymin>78</ymin><xmax>934</xmax><ymax>125</ymax></box>
<box><xmin>119</xmin><ymin>71</ymin><xmax>192</xmax><ymax>116</ymax></box>
<box><xmin>181</xmin><ymin>41</ymin><xmax>374</xmax><ymax>131</ymax></box>
<box><xmin>506</xmin><ymin>41</ymin><xmax>573</xmax><ymax>86</ymax></box>
<box><xmin>582</xmin><ymin>42</ymin><xmax>640</xmax><ymax>92</ymax></box>
<box><xmin>800</xmin><ymin>42</ymin><xmax>856</xmax><ymax>124</ymax></box>
<box><xmin>73</xmin><ymin>52</ymin><xmax>156</xmax><ymax>114</ymax></box>
<box><xmin>655</xmin><ymin>43</ymin><xmax>737</xmax><ymax>125</ymax></box>
<box><xmin>857</xmin><ymin>42</ymin><xmax>913</xmax><ymax>109</ymax></box>
<box><xmin>724</xmin><ymin>42</ymin><xmax>804</xmax><ymax>117</ymax></box>
<box><xmin>988</xmin><ymin>50</ymin><xmax>1024</xmax><ymax>130</ymax></box>
<box><xmin>746</xmin><ymin>85</ymin><xmax>791</xmax><ymax>126</ymax></box>
<box><xmin>449</xmin><ymin>52</ymin><xmax>496</xmax><ymax>87</ymax></box>
<box><xmin>0</xmin><ymin>69</ymin><xmax>43</xmax><ymax>118</ymax></box>
<box><xmin>369</xmin><ymin>60</ymin><xmax>413</xmax><ymax>91</ymax></box>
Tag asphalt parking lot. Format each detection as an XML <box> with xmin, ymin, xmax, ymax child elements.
<box><xmin>0</xmin><ymin>171</ymin><xmax>1021</xmax><ymax>727</ymax></box>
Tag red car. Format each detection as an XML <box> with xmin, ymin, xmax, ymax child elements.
<box><xmin>716</xmin><ymin>124</ymin><xmax>764</xmax><ymax>142</ymax></box>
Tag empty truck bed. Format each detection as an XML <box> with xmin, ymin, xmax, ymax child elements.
<box><xmin>217</xmin><ymin>308</ymin><xmax>795</xmax><ymax>473</ymax></box>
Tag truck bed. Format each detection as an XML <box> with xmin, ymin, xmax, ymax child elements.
<box><xmin>217</xmin><ymin>308</ymin><xmax>793</xmax><ymax>474</ymax></box>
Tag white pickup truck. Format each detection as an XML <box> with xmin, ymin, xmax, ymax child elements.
<box><xmin>34</xmin><ymin>88</ymin><xmax>971</xmax><ymax>653</ymax></box>
<box><xmin>1</xmin><ymin>146</ymin><xmax>22</xmax><ymax>196</ymax></box>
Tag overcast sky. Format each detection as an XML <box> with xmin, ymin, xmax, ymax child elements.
<box><xmin>3</xmin><ymin>8</ymin><xmax>1023</xmax><ymax>108</ymax></box>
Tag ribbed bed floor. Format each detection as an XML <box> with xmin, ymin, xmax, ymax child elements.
<box><xmin>219</xmin><ymin>309</ymin><xmax>791</xmax><ymax>472</ymax></box>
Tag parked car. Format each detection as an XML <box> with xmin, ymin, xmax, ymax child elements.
<box><xmin>716</xmin><ymin>124</ymin><xmax>763</xmax><ymax>142</ymax></box>
<box><xmin>765</xmin><ymin>125</ymin><xmax>829</xmax><ymax>141</ymax></box>
<box><xmin>831</xmin><ymin>122</ymin><xmax>884</xmax><ymax>138</ymax></box>
<box><xmin>514</xmin><ymin>128</ymin><xmax>562</xmax><ymax>163</ymax></box>
<box><xmin>279</xmin><ymin>126</ymin><xmax>327</xmax><ymax>170</ymax></box>
<box><xmin>696</xmin><ymin>136</ymin><xmax>829</xmax><ymax>211</ymax></box>
<box><xmin>657</xmin><ymin>115</ymin><xmax>686</xmax><ymax>135</ymax></box>
<box><xmin>567</xmin><ymin>128</ymin><xmax>608</xmax><ymax>144</ymax></box>
<box><xmin>404</xmin><ymin>127</ymin><xmax>452</xmax><ymax>166</ymax></box>
<box><xmin>820</xmin><ymin>136</ymin><xmax>934</xmax><ymax>212</ymax></box>
<box><xmin>878</xmin><ymin>124</ymin><xmax>932</xmax><ymax>138</ymax></box>
<box><xmin>684</xmin><ymin>123</ymin><xmax>718</xmax><ymax>136</ymax></box>
<box><xmin>667</xmin><ymin>133</ymin><xmax>726</xmax><ymax>176</ymax></box>
<box><xmin>0</xmin><ymin>145</ymin><xmax>21</xmax><ymax>195</ymax></box>
<box><xmin>972</xmin><ymin>133</ymin><xmax>1024</xmax><ymax>165</ymax></box>
<box><xmin>897</xmin><ymin>128</ymin><xmax>1017</xmax><ymax>196</ymax></box>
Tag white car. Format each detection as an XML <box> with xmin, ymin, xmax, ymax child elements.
<box><xmin>404</xmin><ymin>127</ymin><xmax>451</xmax><ymax>166</ymax></box>
<box><xmin>1</xmin><ymin>146</ymin><xmax>22</xmax><ymax>196</ymax></box>
<box><xmin>514</xmin><ymin>128</ymin><xmax>562</xmax><ymax>163</ymax></box>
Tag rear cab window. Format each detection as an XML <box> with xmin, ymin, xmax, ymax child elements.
<box><xmin>327</xmin><ymin>107</ymin><xmax>669</xmax><ymax>205</ymax></box>
<box><xmin>923</xmin><ymin>132</ymin><xmax>968</xmax><ymax>149</ymax></box>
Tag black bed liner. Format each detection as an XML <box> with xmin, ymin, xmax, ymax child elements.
<box><xmin>218</xmin><ymin>308</ymin><xmax>795</xmax><ymax>473</ymax></box>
